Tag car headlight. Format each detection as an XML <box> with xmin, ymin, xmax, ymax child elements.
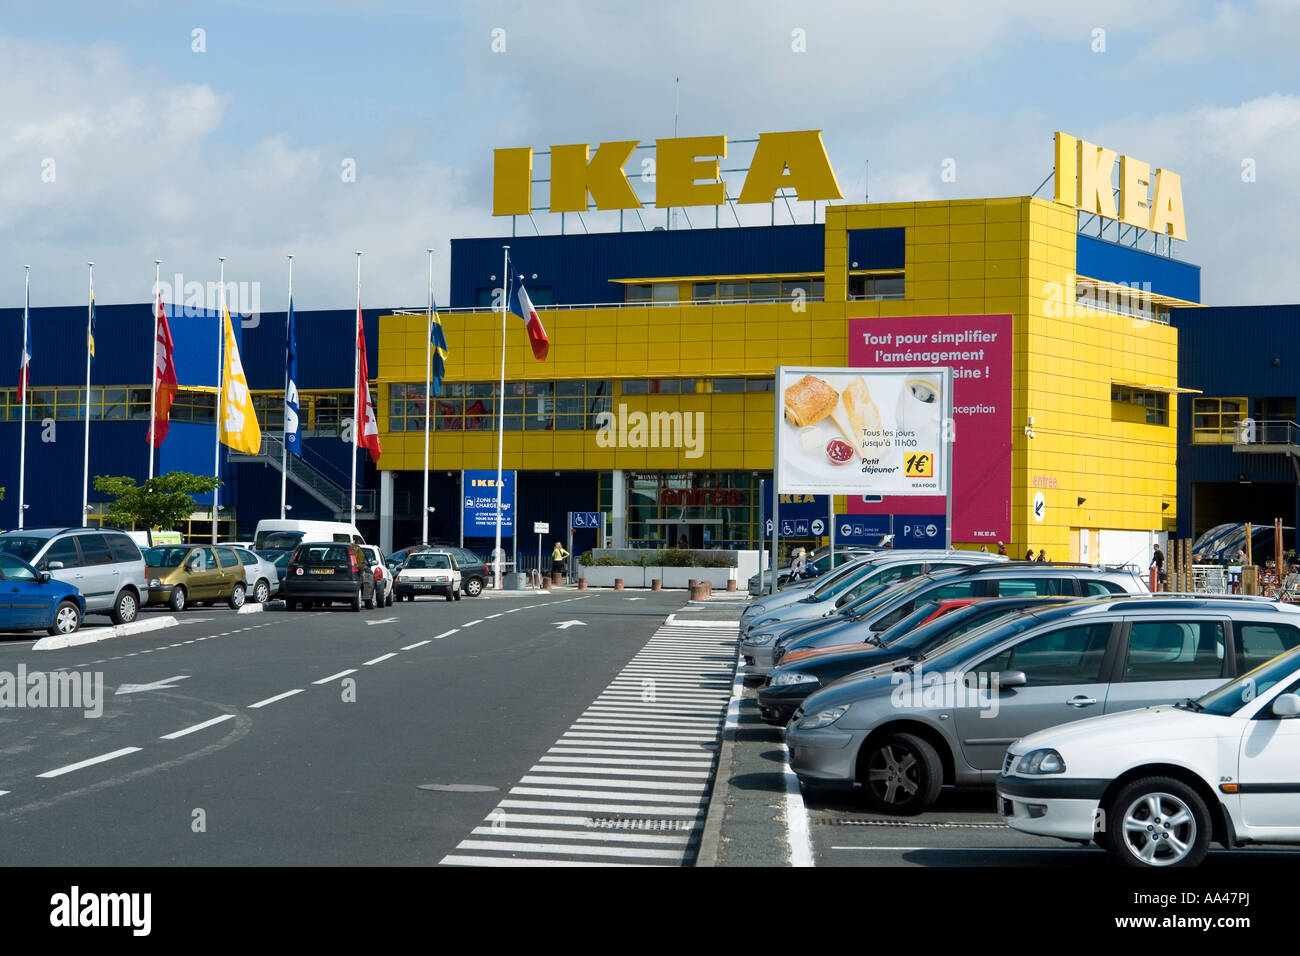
<box><xmin>796</xmin><ymin>705</ymin><xmax>849</xmax><ymax>730</ymax></box>
<box><xmin>770</xmin><ymin>671</ymin><xmax>819</xmax><ymax>687</ymax></box>
<box><xmin>150</xmin><ymin>578</ymin><xmax>161</xmax><ymax>588</ymax></box>
<box><xmin>1016</xmin><ymin>749</ymin><xmax>1066</xmax><ymax>775</ymax></box>
<box><xmin>747</xmin><ymin>633</ymin><xmax>776</xmax><ymax>646</ymax></box>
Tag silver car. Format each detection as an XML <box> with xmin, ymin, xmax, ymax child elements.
<box><xmin>360</xmin><ymin>545</ymin><xmax>394</xmax><ymax>607</ymax></box>
<box><xmin>742</xmin><ymin>555</ymin><xmax>876</xmax><ymax>626</ymax></box>
<box><xmin>226</xmin><ymin>545</ymin><xmax>281</xmax><ymax>604</ymax></box>
<box><xmin>0</xmin><ymin>527</ymin><xmax>147</xmax><ymax>624</ymax></box>
<box><xmin>748</xmin><ymin>547</ymin><xmax>877</xmax><ymax>596</ymax></box>
<box><xmin>786</xmin><ymin>594</ymin><xmax>1280</xmax><ymax>814</ymax></box>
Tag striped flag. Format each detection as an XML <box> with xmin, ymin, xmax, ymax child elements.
<box><xmin>149</xmin><ymin>293</ymin><xmax>178</xmax><ymax>447</ymax></box>
<box><xmin>429</xmin><ymin>298</ymin><xmax>449</xmax><ymax>398</ymax></box>
<box><xmin>356</xmin><ymin>301</ymin><xmax>381</xmax><ymax>462</ymax></box>
<box><xmin>508</xmin><ymin>277</ymin><xmax>549</xmax><ymax>361</ymax></box>
<box><xmin>18</xmin><ymin>277</ymin><xmax>32</xmax><ymax>400</ymax></box>
<box><xmin>87</xmin><ymin>287</ymin><xmax>95</xmax><ymax>360</ymax></box>
<box><xmin>285</xmin><ymin>294</ymin><xmax>302</xmax><ymax>457</ymax></box>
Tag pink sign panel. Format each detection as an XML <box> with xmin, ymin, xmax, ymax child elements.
<box><xmin>847</xmin><ymin>315</ymin><xmax>1012</xmax><ymax>542</ymax></box>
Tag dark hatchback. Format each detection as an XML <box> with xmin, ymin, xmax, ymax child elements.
<box><xmin>281</xmin><ymin>541</ymin><xmax>376</xmax><ymax>612</ymax></box>
<box><xmin>757</xmin><ymin>596</ymin><xmax>1076</xmax><ymax>725</ymax></box>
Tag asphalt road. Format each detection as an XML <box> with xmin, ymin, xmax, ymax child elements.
<box><xmin>0</xmin><ymin>588</ymin><xmax>691</xmax><ymax>866</ymax></box>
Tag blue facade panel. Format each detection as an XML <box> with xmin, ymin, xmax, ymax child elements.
<box><xmin>1076</xmin><ymin>235</ymin><xmax>1201</xmax><ymax>303</ymax></box>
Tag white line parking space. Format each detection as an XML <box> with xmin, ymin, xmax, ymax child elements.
<box><xmin>160</xmin><ymin>715</ymin><xmax>237</xmax><ymax>740</ymax></box>
<box><xmin>248</xmin><ymin>689</ymin><xmax>304</xmax><ymax>709</ymax></box>
<box><xmin>38</xmin><ymin>747</ymin><xmax>143</xmax><ymax>779</ymax></box>
<box><xmin>440</xmin><ymin>623</ymin><xmax>736</xmax><ymax>867</ymax></box>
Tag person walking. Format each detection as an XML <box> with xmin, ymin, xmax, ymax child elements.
<box><xmin>1036</xmin><ymin>549</ymin><xmax>1049</xmax><ymax>563</ymax></box>
<box><xmin>551</xmin><ymin>541</ymin><xmax>570</xmax><ymax>581</ymax></box>
<box><xmin>1151</xmin><ymin>544</ymin><xmax>1166</xmax><ymax>590</ymax></box>
<box><xmin>1024</xmin><ymin>548</ymin><xmax>1035</xmax><ymax>562</ymax></box>
<box><xmin>790</xmin><ymin>547</ymin><xmax>808</xmax><ymax>579</ymax></box>
<box><xmin>996</xmin><ymin>542</ymin><xmax>1008</xmax><ymax>556</ymax></box>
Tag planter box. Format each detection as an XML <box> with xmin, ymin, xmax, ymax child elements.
<box><xmin>579</xmin><ymin>565</ymin><xmax>733</xmax><ymax>589</ymax></box>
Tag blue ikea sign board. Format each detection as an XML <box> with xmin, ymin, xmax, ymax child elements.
<box><xmin>835</xmin><ymin>515</ymin><xmax>891</xmax><ymax>545</ymax></box>
<box><xmin>464</xmin><ymin>470</ymin><xmax>515</xmax><ymax>536</ymax></box>
<box><xmin>894</xmin><ymin>515</ymin><xmax>946</xmax><ymax>549</ymax></box>
<box><xmin>761</xmin><ymin>483</ymin><xmax>827</xmax><ymax>525</ymax></box>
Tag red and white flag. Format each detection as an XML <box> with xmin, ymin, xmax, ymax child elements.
<box><xmin>355</xmin><ymin>301</ymin><xmax>382</xmax><ymax>462</ymax></box>
<box><xmin>150</xmin><ymin>293</ymin><xmax>179</xmax><ymax>447</ymax></box>
<box><xmin>508</xmin><ymin>279</ymin><xmax>550</xmax><ymax>361</ymax></box>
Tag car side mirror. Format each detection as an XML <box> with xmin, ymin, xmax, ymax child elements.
<box><xmin>1272</xmin><ymin>694</ymin><xmax>1300</xmax><ymax>718</ymax></box>
<box><xmin>996</xmin><ymin>670</ymin><xmax>1028</xmax><ymax>689</ymax></box>
<box><xmin>38</xmin><ymin>571</ymin><xmax>50</xmax><ymax>584</ymax></box>
<box><xmin>47</xmin><ymin>561</ymin><xmax>64</xmax><ymax>571</ymax></box>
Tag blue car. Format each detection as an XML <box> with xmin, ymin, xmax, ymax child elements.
<box><xmin>0</xmin><ymin>552</ymin><xmax>85</xmax><ymax>636</ymax></box>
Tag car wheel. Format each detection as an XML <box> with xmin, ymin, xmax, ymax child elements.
<box><xmin>285</xmin><ymin>599</ymin><xmax>296</xmax><ymax>612</ymax></box>
<box><xmin>169</xmin><ymin>586</ymin><xmax>187</xmax><ymax>613</ymax></box>
<box><xmin>386</xmin><ymin>590</ymin><xmax>394</xmax><ymax>607</ymax></box>
<box><xmin>254</xmin><ymin>579</ymin><xmax>270</xmax><ymax>604</ymax></box>
<box><xmin>49</xmin><ymin>600</ymin><xmax>82</xmax><ymax>636</ymax></box>
<box><xmin>453</xmin><ymin>590</ymin><xmax>461</xmax><ymax>601</ymax></box>
<box><xmin>228</xmin><ymin>583</ymin><xmax>246</xmax><ymax>610</ymax></box>
<box><xmin>858</xmin><ymin>733</ymin><xmax>944</xmax><ymax>815</ymax></box>
<box><xmin>111</xmin><ymin>589</ymin><xmax>139</xmax><ymax>625</ymax></box>
<box><xmin>365</xmin><ymin>590</ymin><xmax>375</xmax><ymax>610</ymax></box>
<box><xmin>464</xmin><ymin>577</ymin><xmax>483</xmax><ymax>597</ymax></box>
<box><xmin>351</xmin><ymin>587</ymin><xmax>362</xmax><ymax>612</ymax></box>
<box><xmin>1105</xmin><ymin>777</ymin><xmax>1211</xmax><ymax>868</ymax></box>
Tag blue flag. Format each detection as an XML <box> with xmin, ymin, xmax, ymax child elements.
<box><xmin>284</xmin><ymin>297</ymin><xmax>301</xmax><ymax>457</ymax></box>
<box><xmin>429</xmin><ymin>299</ymin><xmax>448</xmax><ymax>398</ymax></box>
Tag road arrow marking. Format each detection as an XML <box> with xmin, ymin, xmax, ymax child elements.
<box><xmin>114</xmin><ymin>675</ymin><xmax>191</xmax><ymax>696</ymax></box>
<box><xmin>553</xmin><ymin>620</ymin><xmax>587</xmax><ymax>630</ymax></box>
<box><xmin>366</xmin><ymin>617</ymin><xmax>399</xmax><ymax>626</ymax></box>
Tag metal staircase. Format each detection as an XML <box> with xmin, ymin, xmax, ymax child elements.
<box><xmin>1234</xmin><ymin>420</ymin><xmax>1300</xmax><ymax>480</ymax></box>
<box><xmin>227</xmin><ymin>434</ymin><xmax>377</xmax><ymax>520</ymax></box>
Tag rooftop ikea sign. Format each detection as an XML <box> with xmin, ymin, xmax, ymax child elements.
<box><xmin>493</xmin><ymin>130</ymin><xmax>843</xmax><ymax>216</ymax></box>
<box><xmin>1054</xmin><ymin>131</ymin><xmax>1187</xmax><ymax>240</ymax></box>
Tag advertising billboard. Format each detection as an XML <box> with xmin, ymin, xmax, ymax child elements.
<box><xmin>846</xmin><ymin>315</ymin><xmax>1012</xmax><ymax>542</ymax></box>
<box><xmin>775</xmin><ymin>366</ymin><xmax>951</xmax><ymax>497</ymax></box>
<box><xmin>463</xmin><ymin>469</ymin><xmax>515</xmax><ymax>536</ymax></box>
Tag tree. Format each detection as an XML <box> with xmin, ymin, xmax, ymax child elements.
<box><xmin>94</xmin><ymin>472</ymin><xmax>222</xmax><ymax>531</ymax></box>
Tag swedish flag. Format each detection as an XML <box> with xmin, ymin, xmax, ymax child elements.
<box><xmin>429</xmin><ymin>301</ymin><xmax>448</xmax><ymax>397</ymax></box>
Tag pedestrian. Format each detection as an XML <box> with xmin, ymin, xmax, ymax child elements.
<box><xmin>996</xmin><ymin>541</ymin><xmax>1007</xmax><ymax>556</ymax></box>
<box><xmin>1151</xmin><ymin>544</ymin><xmax>1166</xmax><ymax>588</ymax></box>
<box><xmin>791</xmin><ymin>547</ymin><xmax>808</xmax><ymax>579</ymax></box>
<box><xmin>979</xmin><ymin>544</ymin><xmax>988</xmax><ymax>553</ymax></box>
<box><xmin>1024</xmin><ymin>548</ymin><xmax>1034</xmax><ymax>562</ymax></box>
<box><xmin>1036</xmin><ymin>549</ymin><xmax>1048</xmax><ymax>563</ymax></box>
<box><xmin>551</xmin><ymin>541</ymin><xmax>570</xmax><ymax>580</ymax></box>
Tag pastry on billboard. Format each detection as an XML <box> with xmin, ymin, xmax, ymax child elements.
<box><xmin>837</xmin><ymin>376</ymin><xmax>886</xmax><ymax>447</ymax></box>
<box><xmin>783</xmin><ymin>375</ymin><xmax>839</xmax><ymax>427</ymax></box>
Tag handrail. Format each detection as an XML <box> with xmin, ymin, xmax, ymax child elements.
<box><xmin>1235</xmin><ymin>419</ymin><xmax>1300</xmax><ymax>446</ymax></box>
<box><xmin>388</xmin><ymin>294</ymin><xmax>827</xmax><ymax>316</ymax></box>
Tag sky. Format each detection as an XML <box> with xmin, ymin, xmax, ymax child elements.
<box><xmin>1</xmin><ymin>0</ymin><xmax>1298</xmax><ymax>311</ymax></box>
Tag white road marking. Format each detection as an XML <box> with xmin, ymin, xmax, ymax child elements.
<box><xmin>160</xmin><ymin>714</ymin><xmax>237</xmax><ymax>740</ymax></box>
<box><xmin>248</xmin><ymin>689</ymin><xmax>304</xmax><ymax>709</ymax></box>
<box><xmin>462</xmin><ymin>619</ymin><xmax>482</xmax><ymax>627</ymax></box>
<box><xmin>362</xmin><ymin>653</ymin><xmax>396</xmax><ymax>666</ymax></box>
<box><xmin>456</xmin><ymin>839</ymin><xmax>683</xmax><ymax>860</ymax></box>
<box><xmin>433</xmin><ymin>629</ymin><xmax>459</xmax><ymax>640</ymax></box>
<box><xmin>38</xmin><ymin>747</ymin><xmax>142</xmax><ymax>779</ymax></box>
<box><xmin>783</xmin><ymin>743</ymin><xmax>814</xmax><ymax>868</ymax></box>
<box><xmin>115</xmin><ymin>675</ymin><xmax>191</xmax><ymax>696</ymax></box>
<box><xmin>312</xmin><ymin>669</ymin><xmax>358</xmax><ymax>685</ymax></box>
<box><xmin>401</xmin><ymin>640</ymin><xmax>431</xmax><ymax>650</ymax></box>
<box><xmin>486</xmin><ymin>613</ymin><xmax>503</xmax><ymax>619</ymax></box>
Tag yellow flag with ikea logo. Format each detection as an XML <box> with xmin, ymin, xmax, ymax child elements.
<box><xmin>219</xmin><ymin>304</ymin><xmax>261</xmax><ymax>453</ymax></box>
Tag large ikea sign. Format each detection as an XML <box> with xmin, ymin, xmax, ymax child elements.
<box><xmin>1054</xmin><ymin>131</ymin><xmax>1187</xmax><ymax>240</ymax></box>
<box><xmin>493</xmin><ymin>130</ymin><xmax>843</xmax><ymax>216</ymax></box>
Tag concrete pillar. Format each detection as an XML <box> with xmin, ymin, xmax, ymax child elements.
<box><xmin>379</xmin><ymin>470</ymin><xmax>394</xmax><ymax>555</ymax></box>
<box><xmin>610</xmin><ymin>468</ymin><xmax>627</xmax><ymax>548</ymax></box>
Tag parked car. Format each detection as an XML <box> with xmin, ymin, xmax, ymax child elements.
<box><xmin>999</xmin><ymin>603</ymin><xmax>1300</xmax><ymax>867</ymax></box>
<box><xmin>742</xmin><ymin>554</ymin><xmax>879</xmax><ymax>624</ymax></box>
<box><xmin>0</xmin><ymin>552</ymin><xmax>85</xmax><ymax>636</ymax></box>
<box><xmin>252</xmin><ymin>519</ymin><xmax>364</xmax><ymax>552</ymax></box>
<box><xmin>757</xmin><ymin>596</ymin><xmax>1076</xmax><ymax>725</ymax></box>
<box><xmin>226</xmin><ymin>546</ymin><xmax>280</xmax><ymax>604</ymax></box>
<box><xmin>0</xmin><ymin>527</ymin><xmax>147</xmax><ymax>624</ymax></box>
<box><xmin>748</xmin><ymin>547</ymin><xmax>878</xmax><ymax>596</ymax></box>
<box><xmin>388</xmin><ymin>544</ymin><xmax>487</xmax><ymax>597</ymax></box>
<box><xmin>751</xmin><ymin>562</ymin><xmax>1147</xmax><ymax>677</ymax></box>
<box><xmin>786</xmin><ymin>594</ymin><xmax>1265</xmax><ymax>814</ymax></box>
<box><xmin>394</xmin><ymin>551</ymin><xmax>462</xmax><ymax>601</ymax></box>
<box><xmin>281</xmin><ymin>541</ymin><xmax>377</xmax><ymax>612</ymax></box>
<box><xmin>360</xmin><ymin>545</ymin><xmax>394</xmax><ymax>607</ymax></box>
<box><xmin>257</xmin><ymin>549</ymin><xmax>290</xmax><ymax>586</ymax></box>
<box><xmin>144</xmin><ymin>545</ymin><xmax>247</xmax><ymax>611</ymax></box>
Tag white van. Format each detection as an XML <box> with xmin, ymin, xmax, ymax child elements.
<box><xmin>253</xmin><ymin>520</ymin><xmax>365</xmax><ymax>552</ymax></box>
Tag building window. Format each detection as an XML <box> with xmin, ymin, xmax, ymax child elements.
<box><xmin>848</xmin><ymin>272</ymin><xmax>906</xmax><ymax>300</ymax></box>
<box><xmin>1111</xmin><ymin>386</ymin><xmax>1169</xmax><ymax>426</ymax></box>
<box><xmin>390</xmin><ymin>380</ymin><xmax>612</xmax><ymax>432</ymax></box>
<box><xmin>624</xmin><ymin>284</ymin><xmax>652</xmax><ymax>302</ymax></box>
<box><xmin>1192</xmin><ymin>397</ymin><xmax>1247</xmax><ymax>444</ymax></box>
<box><xmin>601</xmin><ymin>471</ymin><xmax>764</xmax><ymax>549</ymax></box>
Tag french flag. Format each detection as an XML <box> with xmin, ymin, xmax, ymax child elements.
<box><xmin>509</xmin><ymin>278</ymin><xmax>550</xmax><ymax>361</ymax></box>
<box><xmin>17</xmin><ymin>278</ymin><xmax>32</xmax><ymax>401</ymax></box>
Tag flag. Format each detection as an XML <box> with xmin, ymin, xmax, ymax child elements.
<box><xmin>149</xmin><ymin>293</ymin><xmax>178</xmax><ymax>447</ymax></box>
<box><xmin>18</xmin><ymin>278</ymin><xmax>32</xmax><ymax>401</ymax></box>
<box><xmin>87</xmin><ymin>288</ymin><xmax>95</xmax><ymax>361</ymax></box>
<box><xmin>429</xmin><ymin>299</ymin><xmax>449</xmax><ymax>398</ymax></box>
<box><xmin>218</xmin><ymin>303</ymin><xmax>262</xmax><ymax>454</ymax></box>
<box><xmin>355</xmin><ymin>302</ymin><xmax>382</xmax><ymax>462</ymax></box>
<box><xmin>284</xmin><ymin>295</ymin><xmax>302</xmax><ymax>457</ymax></box>
<box><xmin>508</xmin><ymin>277</ymin><xmax>550</xmax><ymax>361</ymax></box>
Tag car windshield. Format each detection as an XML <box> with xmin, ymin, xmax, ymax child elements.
<box><xmin>0</xmin><ymin>535</ymin><xmax>51</xmax><ymax>562</ymax></box>
<box><xmin>406</xmin><ymin>554</ymin><xmax>451</xmax><ymax>569</ymax></box>
<box><xmin>1196</xmin><ymin>647</ymin><xmax>1300</xmax><ymax>717</ymax></box>
<box><xmin>145</xmin><ymin>546</ymin><xmax>192</xmax><ymax>568</ymax></box>
<box><xmin>873</xmin><ymin>603</ymin><xmax>951</xmax><ymax>645</ymax></box>
<box><xmin>914</xmin><ymin>611</ymin><xmax>1046</xmax><ymax>671</ymax></box>
<box><xmin>845</xmin><ymin>575</ymin><xmax>942</xmax><ymax>620</ymax></box>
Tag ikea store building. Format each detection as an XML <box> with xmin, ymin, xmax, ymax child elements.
<box><xmin>2</xmin><ymin>130</ymin><xmax>1223</xmax><ymax>569</ymax></box>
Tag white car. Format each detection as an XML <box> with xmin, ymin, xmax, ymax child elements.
<box><xmin>360</xmin><ymin>545</ymin><xmax>395</xmax><ymax>607</ymax></box>
<box><xmin>394</xmin><ymin>551</ymin><xmax>462</xmax><ymax>602</ymax></box>
<box><xmin>999</xmin><ymin>641</ymin><xmax>1300</xmax><ymax>867</ymax></box>
<box><xmin>224</xmin><ymin>545</ymin><xmax>280</xmax><ymax>604</ymax></box>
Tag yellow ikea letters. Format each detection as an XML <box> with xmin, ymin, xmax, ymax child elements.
<box><xmin>1054</xmin><ymin>131</ymin><xmax>1187</xmax><ymax>240</ymax></box>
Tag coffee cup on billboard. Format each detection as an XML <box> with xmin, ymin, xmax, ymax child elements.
<box><xmin>896</xmin><ymin>374</ymin><xmax>942</xmax><ymax>433</ymax></box>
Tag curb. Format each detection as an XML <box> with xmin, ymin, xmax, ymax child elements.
<box><xmin>696</xmin><ymin>685</ymin><xmax>739</xmax><ymax>867</ymax></box>
<box><xmin>33</xmin><ymin>614</ymin><xmax>180</xmax><ymax>651</ymax></box>
<box><xmin>236</xmin><ymin>602</ymin><xmax>266</xmax><ymax>615</ymax></box>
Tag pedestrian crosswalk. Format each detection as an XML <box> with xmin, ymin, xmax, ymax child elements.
<box><xmin>439</xmin><ymin>623</ymin><xmax>737</xmax><ymax>866</ymax></box>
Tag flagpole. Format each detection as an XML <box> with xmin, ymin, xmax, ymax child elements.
<box><xmin>281</xmin><ymin>254</ymin><xmax>293</xmax><ymax>520</ymax></box>
<box><xmin>494</xmin><ymin>245</ymin><xmax>509</xmax><ymax>590</ymax></box>
<box><xmin>82</xmin><ymin>262</ymin><xmax>93</xmax><ymax>528</ymax></box>
<box><xmin>351</xmin><ymin>252</ymin><xmax>362</xmax><ymax>521</ymax></box>
<box><xmin>149</xmin><ymin>259</ymin><xmax>161</xmax><ymax>481</ymax></box>
<box><xmin>18</xmin><ymin>266</ymin><xmax>29</xmax><ymax>531</ymax></box>
<box><xmin>422</xmin><ymin>247</ymin><xmax>434</xmax><ymax>547</ymax></box>
<box><xmin>214</xmin><ymin>257</ymin><xmax>225</xmax><ymax>545</ymax></box>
